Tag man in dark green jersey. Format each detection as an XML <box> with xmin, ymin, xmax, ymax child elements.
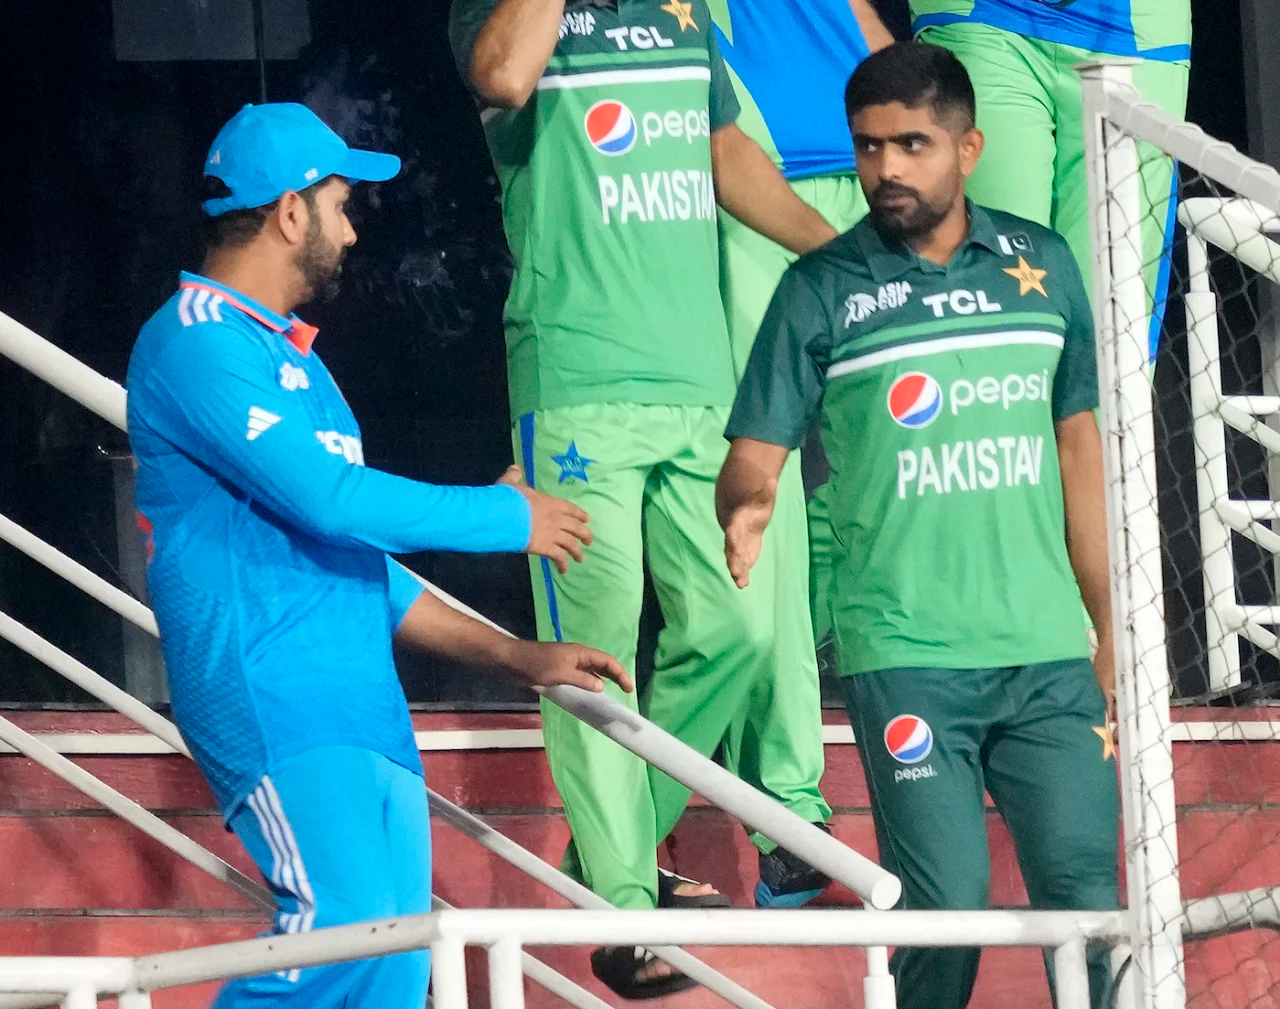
<box><xmin>449</xmin><ymin>0</ymin><xmax>841</xmax><ymax>997</ymax></box>
<box><xmin>718</xmin><ymin>43</ymin><xmax>1118</xmax><ymax>1009</ymax></box>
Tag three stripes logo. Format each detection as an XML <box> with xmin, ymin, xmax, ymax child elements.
<box><xmin>177</xmin><ymin>287</ymin><xmax>225</xmax><ymax>327</ymax></box>
<box><xmin>246</xmin><ymin>406</ymin><xmax>281</xmax><ymax>441</ymax></box>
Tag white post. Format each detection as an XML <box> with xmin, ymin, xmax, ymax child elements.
<box><xmin>1053</xmin><ymin>939</ymin><xmax>1092</xmax><ymax>1009</ymax></box>
<box><xmin>1184</xmin><ymin>230</ymin><xmax>1243</xmax><ymax>690</ymax></box>
<box><xmin>862</xmin><ymin>945</ymin><xmax>896</xmax><ymax>1009</ymax></box>
<box><xmin>487</xmin><ymin>938</ymin><xmax>526</xmax><ymax>1009</ymax></box>
<box><xmin>1079</xmin><ymin>59</ymin><xmax>1186</xmax><ymax>1009</ymax></box>
<box><xmin>1112</xmin><ymin>943</ymin><xmax>1139</xmax><ymax>1009</ymax></box>
<box><xmin>118</xmin><ymin>991</ymin><xmax>152</xmax><ymax>1009</ymax></box>
<box><xmin>60</xmin><ymin>986</ymin><xmax>95</xmax><ymax>1009</ymax></box>
<box><xmin>431</xmin><ymin>938</ymin><xmax>469</xmax><ymax>1009</ymax></box>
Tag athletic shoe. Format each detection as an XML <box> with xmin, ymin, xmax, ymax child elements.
<box><xmin>754</xmin><ymin>822</ymin><xmax>832</xmax><ymax>908</ymax></box>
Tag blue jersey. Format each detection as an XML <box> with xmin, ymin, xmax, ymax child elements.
<box><xmin>127</xmin><ymin>273</ymin><xmax>532</xmax><ymax>817</ymax></box>
<box><xmin>710</xmin><ymin>0</ymin><xmax>871</xmax><ymax>179</ymax></box>
<box><xmin>911</xmin><ymin>0</ymin><xmax>1191</xmax><ymax>62</ymax></box>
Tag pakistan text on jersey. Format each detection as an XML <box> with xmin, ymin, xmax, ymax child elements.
<box><xmin>598</xmin><ymin>170</ymin><xmax>716</xmax><ymax>225</ymax></box>
<box><xmin>896</xmin><ymin>436</ymin><xmax>1045</xmax><ymax>499</ymax></box>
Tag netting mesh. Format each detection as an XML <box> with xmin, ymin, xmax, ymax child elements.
<box><xmin>1098</xmin><ymin>97</ymin><xmax>1280</xmax><ymax>1009</ymax></box>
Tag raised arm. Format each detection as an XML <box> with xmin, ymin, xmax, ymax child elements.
<box><xmin>849</xmin><ymin>0</ymin><xmax>895</xmax><ymax>51</ymax></box>
<box><xmin>712</xmin><ymin>124</ymin><xmax>839</xmax><ymax>256</ymax></box>
<box><xmin>451</xmin><ymin>0</ymin><xmax>565</xmax><ymax>108</ymax></box>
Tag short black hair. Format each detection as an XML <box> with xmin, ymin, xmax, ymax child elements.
<box><xmin>845</xmin><ymin>41</ymin><xmax>976</xmax><ymax>132</ymax></box>
<box><xmin>201</xmin><ymin>175</ymin><xmax>328</xmax><ymax>253</ymax></box>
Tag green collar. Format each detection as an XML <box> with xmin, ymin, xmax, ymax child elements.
<box><xmin>854</xmin><ymin>200</ymin><xmax>1006</xmax><ymax>283</ymax></box>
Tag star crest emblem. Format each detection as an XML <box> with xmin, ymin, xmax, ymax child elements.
<box><xmin>1093</xmin><ymin>725</ymin><xmax>1116</xmax><ymax>762</ymax></box>
<box><xmin>1002</xmin><ymin>255</ymin><xmax>1049</xmax><ymax>297</ymax></box>
<box><xmin>552</xmin><ymin>441</ymin><xmax>596</xmax><ymax>485</ymax></box>
<box><xmin>660</xmin><ymin>0</ymin><xmax>698</xmax><ymax>31</ymax></box>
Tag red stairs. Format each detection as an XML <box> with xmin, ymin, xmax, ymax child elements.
<box><xmin>1</xmin><ymin>711</ymin><xmax>1278</xmax><ymax>1009</ymax></box>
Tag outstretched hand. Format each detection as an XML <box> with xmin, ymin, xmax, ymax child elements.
<box><xmin>723</xmin><ymin>478</ymin><xmax>778</xmax><ymax>588</ymax></box>
<box><xmin>505</xmin><ymin>640</ymin><xmax>633</xmax><ymax>695</ymax></box>
<box><xmin>497</xmin><ymin>465</ymin><xmax>592</xmax><ymax>575</ymax></box>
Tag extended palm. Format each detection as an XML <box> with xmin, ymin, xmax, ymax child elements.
<box><xmin>724</xmin><ymin>481</ymin><xmax>777</xmax><ymax>588</ymax></box>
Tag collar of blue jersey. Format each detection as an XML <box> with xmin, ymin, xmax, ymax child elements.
<box><xmin>856</xmin><ymin>200</ymin><xmax>1005</xmax><ymax>283</ymax></box>
<box><xmin>177</xmin><ymin>271</ymin><xmax>319</xmax><ymax>356</ymax></box>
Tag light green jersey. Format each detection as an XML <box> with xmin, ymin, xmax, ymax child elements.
<box><xmin>909</xmin><ymin>0</ymin><xmax>1191</xmax><ymax>61</ymax></box>
<box><xmin>450</xmin><ymin>0</ymin><xmax>742</xmax><ymax>418</ymax></box>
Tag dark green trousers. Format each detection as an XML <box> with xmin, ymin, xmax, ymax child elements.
<box><xmin>842</xmin><ymin>660</ymin><xmax>1119</xmax><ymax>1009</ymax></box>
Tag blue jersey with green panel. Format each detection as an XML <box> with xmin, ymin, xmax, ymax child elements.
<box><xmin>910</xmin><ymin>0</ymin><xmax>1191</xmax><ymax>61</ymax></box>
<box><xmin>709</xmin><ymin>0</ymin><xmax>871</xmax><ymax>179</ymax></box>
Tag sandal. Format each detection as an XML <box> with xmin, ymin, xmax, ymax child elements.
<box><xmin>657</xmin><ymin>867</ymin><xmax>731</xmax><ymax>909</ymax></box>
<box><xmin>591</xmin><ymin>945</ymin><xmax>699</xmax><ymax>1001</ymax></box>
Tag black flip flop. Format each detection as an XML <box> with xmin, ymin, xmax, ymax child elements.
<box><xmin>657</xmin><ymin>868</ymin><xmax>731</xmax><ymax>909</ymax></box>
<box><xmin>591</xmin><ymin>945</ymin><xmax>699</xmax><ymax>1001</ymax></box>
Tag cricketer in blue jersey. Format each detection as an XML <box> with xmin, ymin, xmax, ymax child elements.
<box><xmin>127</xmin><ymin>102</ymin><xmax>630</xmax><ymax>1009</ymax></box>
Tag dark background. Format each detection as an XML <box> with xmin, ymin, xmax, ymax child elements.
<box><xmin>0</xmin><ymin>0</ymin><xmax>1260</xmax><ymax>707</ymax></box>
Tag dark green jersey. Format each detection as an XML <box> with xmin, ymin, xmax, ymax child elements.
<box><xmin>450</xmin><ymin>0</ymin><xmax>742</xmax><ymax>418</ymax></box>
<box><xmin>728</xmin><ymin>204</ymin><xmax>1095</xmax><ymax>673</ymax></box>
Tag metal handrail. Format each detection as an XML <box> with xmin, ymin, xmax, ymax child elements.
<box><xmin>0</xmin><ymin>306</ymin><xmax>901</xmax><ymax>1009</ymax></box>
<box><xmin>428</xmin><ymin>790</ymin><xmax>774</xmax><ymax>1009</ymax></box>
<box><xmin>0</xmin><ymin>908</ymin><xmax>1128</xmax><ymax>1009</ymax></box>
<box><xmin>431</xmin><ymin>896</ymin><xmax>614</xmax><ymax>1009</ymax></box>
<box><xmin>0</xmin><ymin>601</ymin><xmax>761</xmax><ymax>1009</ymax></box>
<box><xmin>0</xmin><ymin>304</ymin><xmax>900</xmax><ymax>909</ymax></box>
<box><xmin>0</xmin><ymin>512</ymin><xmax>157</xmax><ymax>635</ymax></box>
<box><xmin>0</xmin><ymin>714</ymin><xmax>273</xmax><ymax>912</ymax></box>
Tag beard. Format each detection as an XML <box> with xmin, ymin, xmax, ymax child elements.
<box><xmin>868</xmin><ymin>180</ymin><xmax>954</xmax><ymax>243</ymax></box>
<box><xmin>296</xmin><ymin>217</ymin><xmax>346</xmax><ymax>303</ymax></box>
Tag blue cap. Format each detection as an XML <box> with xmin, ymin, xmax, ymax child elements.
<box><xmin>202</xmin><ymin>103</ymin><xmax>401</xmax><ymax>217</ymax></box>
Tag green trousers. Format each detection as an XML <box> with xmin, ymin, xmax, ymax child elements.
<box><xmin>516</xmin><ymin>404</ymin><xmax>830</xmax><ymax>909</ymax></box>
<box><xmin>718</xmin><ymin>175</ymin><xmax>869</xmax><ymax>841</ymax></box>
<box><xmin>843</xmin><ymin>659</ymin><xmax>1120</xmax><ymax>1009</ymax></box>
<box><xmin>920</xmin><ymin>23</ymin><xmax>1190</xmax><ymax>313</ymax></box>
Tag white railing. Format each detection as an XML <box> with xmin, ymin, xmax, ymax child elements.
<box><xmin>1081</xmin><ymin>58</ymin><xmax>1280</xmax><ymax>1009</ymax></box>
<box><xmin>0</xmin><ymin>907</ymin><xmax>1129</xmax><ymax>1009</ymax></box>
<box><xmin>1179</xmin><ymin>196</ymin><xmax>1280</xmax><ymax>690</ymax></box>
<box><xmin>1081</xmin><ymin>60</ymin><xmax>1186</xmax><ymax>1009</ymax></box>
<box><xmin>0</xmin><ymin>305</ymin><xmax>901</xmax><ymax>1009</ymax></box>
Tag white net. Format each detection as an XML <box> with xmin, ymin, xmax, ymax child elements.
<box><xmin>1085</xmin><ymin>65</ymin><xmax>1280</xmax><ymax>1009</ymax></box>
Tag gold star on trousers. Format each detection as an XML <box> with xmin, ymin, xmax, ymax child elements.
<box><xmin>1002</xmin><ymin>255</ymin><xmax>1049</xmax><ymax>297</ymax></box>
<box><xmin>1094</xmin><ymin>725</ymin><xmax>1116</xmax><ymax>762</ymax></box>
<box><xmin>661</xmin><ymin>0</ymin><xmax>698</xmax><ymax>31</ymax></box>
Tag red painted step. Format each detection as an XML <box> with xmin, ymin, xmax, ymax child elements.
<box><xmin>0</xmin><ymin>712</ymin><xmax>1277</xmax><ymax>1008</ymax></box>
